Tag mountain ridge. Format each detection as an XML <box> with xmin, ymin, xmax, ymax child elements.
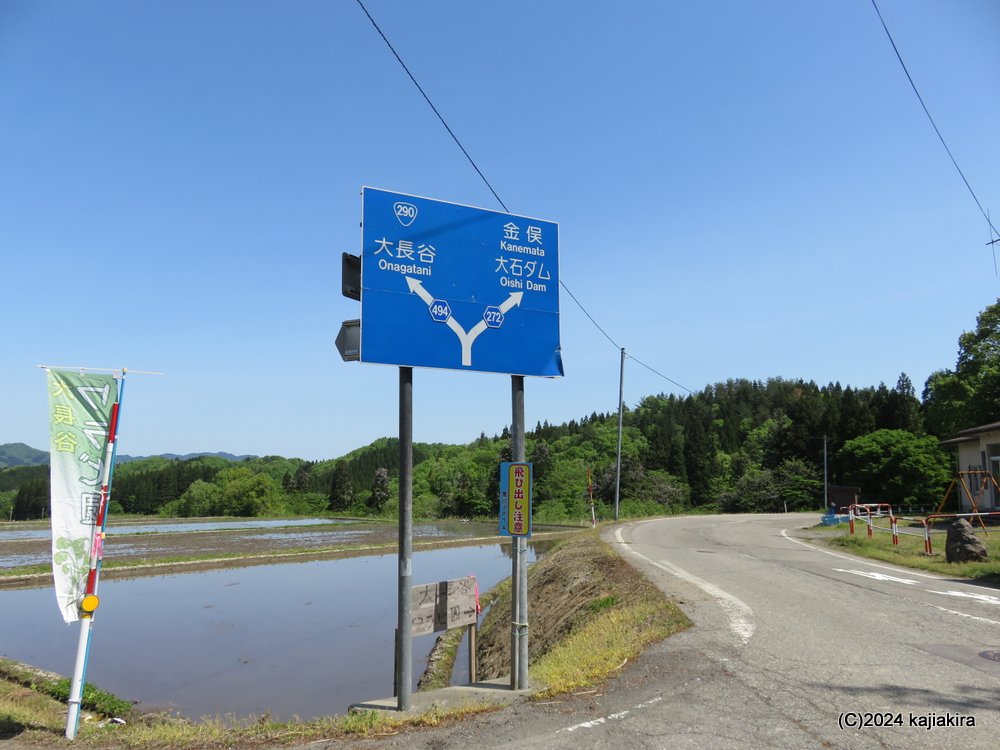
<box><xmin>0</xmin><ymin>443</ymin><xmax>256</xmax><ymax>467</ymax></box>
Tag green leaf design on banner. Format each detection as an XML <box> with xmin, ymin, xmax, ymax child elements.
<box><xmin>54</xmin><ymin>535</ymin><xmax>89</xmax><ymax>599</ymax></box>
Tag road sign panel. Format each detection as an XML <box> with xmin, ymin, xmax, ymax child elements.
<box><xmin>335</xmin><ymin>319</ymin><xmax>360</xmax><ymax>361</ymax></box>
<box><xmin>410</xmin><ymin>576</ymin><xmax>479</xmax><ymax>636</ymax></box>
<box><xmin>360</xmin><ymin>187</ymin><xmax>562</xmax><ymax>377</ymax></box>
<box><xmin>499</xmin><ymin>461</ymin><xmax>532</xmax><ymax>537</ymax></box>
<box><xmin>341</xmin><ymin>252</ymin><xmax>361</xmax><ymax>300</ymax></box>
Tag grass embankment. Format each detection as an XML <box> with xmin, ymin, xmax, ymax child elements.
<box><xmin>424</xmin><ymin>528</ymin><xmax>691</xmax><ymax>697</ymax></box>
<box><xmin>1</xmin><ymin>528</ymin><xmax>688</xmax><ymax>748</ymax></box>
<box><xmin>822</xmin><ymin>520</ymin><xmax>1000</xmax><ymax>583</ymax></box>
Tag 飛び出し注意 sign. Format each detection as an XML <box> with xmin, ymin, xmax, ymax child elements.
<box><xmin>359</xmin><ymin>188</ymin><xmax>562</xmax><ymax>377</ymax></box>
<box><xmin>499</xmin><ymin>462</ymin><xmax>532</xmax><ymax>537</ymax></box>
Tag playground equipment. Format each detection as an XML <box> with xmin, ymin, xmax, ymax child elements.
<box><xmin>935</xmin><ymin>470</ymin><xmax>1000</xmax><ymax>523</ymax></box>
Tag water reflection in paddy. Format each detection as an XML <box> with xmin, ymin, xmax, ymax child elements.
<box><xmin>0</xmin><ymin>542</ymin><xmax>539</xmax><ymax>720</ymax></box>
<box><xmin>0</xmin><ymin>519</ymin><xmax>511</xmax><ymax>569</ymax></box>
<box><xmin>0</xmin><ymin>517</ymin><xmax>345</xmax><ymax>543</ymax></box>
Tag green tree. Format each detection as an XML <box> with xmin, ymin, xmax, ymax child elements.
<box><xmin>879</xmin><ymin>373</ymin><xmax>923</xmax><ymax>433</ymax></box>
<box><xmin>328</xmin><ymin>461</ymin><xmax>355</xmax><ymax>512</ymax></box>
<box><xmin>774</xmin><ymin>457</ymin><xmax>821</xmax><ymax>510</ymax></box>
<box><xmin>719</xmin><ymin>467</ymin><xmax>777</xmax><ymax>513</ymax></box>
<box><xmin>923</xmin><ymin>370</ymin><xmax>972</xmax><ymax>438</ymax></box>
<box><xmin>529</xmin><ymin>440</ymin><xmax>553</xmax><ymax>506</ymax></box>
<box><xmin>924</xmin><ymin>298</ymin><xmax>1000</xmax><ymax>435</ymax></box>
<box><xmin>163</xmin><ymin>479</ymin><xmax>222</xmax><ymax>517</ymax></box>
<box><xmin>836</xmin><ymin>429</ymin><xmax>951</xmax><ymax>507</ymax></box>
<box><xmin>209</xmin><ymin>467</ymin><xmax>282</xmax><ymax>516</ymax></box>
<box><xmin>683</xmin><ymin>398</ymin><xmax>715</xmax><ymax>504</ymax></box>
<box><xmin>369</xmin><ymin>467</ymin><xmax>391</xmax><ymax>512</ymax></box>
<box><xmin>12</xmin><ymin>477</ymin><xmax>49</xmax><ymax>520</ymax></box>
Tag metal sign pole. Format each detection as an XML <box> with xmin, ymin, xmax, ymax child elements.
<box><xmin>511</xmin><ymin>375</ymin><xmax>528</xmax><ymax>689</ymax></box>
<box><xmin>396</xmin><ymin>366</ymin><xmax>413</xmax><ymax>711</ymax></box>
<box><xmin>823</xmin><ymin>434</ymin><xmax>829</xmax><ymax>511</ymax></box>
<box><xmin>509</xmin><ymin>540</ymin><xmax>519</xmax><ymax>689</ymax></box>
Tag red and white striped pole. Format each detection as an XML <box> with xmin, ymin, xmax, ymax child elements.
<box><xmin>83</xmin><ymin>399</ymin><xmax>119</xmax><ymax>599</ymax></box>
<box><xmin>66</xmin><ymin>374</ymin><xmax>124</xmax><ymax>740</ymax></box>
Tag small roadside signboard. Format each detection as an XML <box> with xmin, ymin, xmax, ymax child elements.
<box><xmin>499</xmin><ymin>462</ymin><xmax>532</xmax><ymax>537</ymax></box>
<box><xmin>410</xmin><ymin>576</ymin><xmax>479</xmax><ymax>636</ymax></box>
<box><xmin>360</xmin><ymin>187</ymin><xmax>562</xmax><ymax>377</ymax></box>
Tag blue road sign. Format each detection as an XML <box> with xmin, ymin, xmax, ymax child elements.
<box><xmin>360</xmin><ymin>188</ymin><xmax>563</xmax><ymax>377</ymax></box>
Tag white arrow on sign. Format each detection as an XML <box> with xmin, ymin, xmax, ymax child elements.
<box><xmin>406</xmin><ymin>277</ymin><xmax>522</xmax><ymax>366</ymax></box>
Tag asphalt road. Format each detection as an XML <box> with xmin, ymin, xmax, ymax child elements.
<box><xmin>357</xmin><ymin>513</ymin><xmax>1000</xmax><ymax>750</ymax></box>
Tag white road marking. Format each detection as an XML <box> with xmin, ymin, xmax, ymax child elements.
<box><xmin>779</xmin><ymin>529</ymin><xmax>945</xmax><ymax>580</ymax></box>
<box><xmin>927</xmin><ymin>590</ymin><xmax>1000</xmax><ymax>607</ymax></box>
<box><xmin>781</xmin><ymin>528</ymin><xmax>1000</xmax><ymax>627</ymax></box>
<box><xmin>563</xmin><ymin>696</ymin><xmax>662</xmax><ymax>732</ymax></box>
<box><xmin>833</xmin><ymin>569</ymin><xmax>918</xmax><ymax>585</ymax></box>
<box><xmin>920</xmin><ymin>602</ymin><xmax>1000</xmax><ymax>627</ymax></box>
<box><xmin>614</xmin><ymin>527</ymin><xmax>755</xmax><ymax>644</ymax></box>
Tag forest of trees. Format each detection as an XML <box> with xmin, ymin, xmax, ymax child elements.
<box><xmin>5</xmin><ymin>299</ymin><xmax>1000</xmax><ymax>523</ymax></box>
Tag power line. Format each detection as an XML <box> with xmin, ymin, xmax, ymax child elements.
<box><xmin>628</xmin><ymin>355</ymin><xmax>694</xmax><ymax>395</ymax></box>
<box><xmin>558</xmin><ymin>280</ymin><xmax>621</xmax><ymax>351</ymax></box>
<box><xmin>354</xmin><ymin>0</ymin><xmax>508</xmax><ymax>213</ymax></box>
<box><xmin>870</xmin><ymin>0</ymin><xmax>999</xmax><ymax>249</ymax></box>
<box><xmin>355</xmin><ymin>0</ymin><xmax>690</xmax><ymax>396</ymax></box>
<box><xmin>355</xmin><ymin>0</ymin><xmax>620</xmax><ymax>354</ymax></box>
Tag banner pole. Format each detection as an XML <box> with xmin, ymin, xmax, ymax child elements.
<box><xmin>65</xmin><ymin>616</ymin><xmax>93</xmax><ymax>739</ymax></box>
<box><xmin>65</xmin><ymin>372</ymin><xmax>126</xmax><ymax>740</ymax></box>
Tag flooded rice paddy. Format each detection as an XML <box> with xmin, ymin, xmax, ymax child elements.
<box><xmin>0</xmin><ymin>518</ymin><xmax>526</xmax><ymax>570</ymax></box>
<box><xmin>0</xmin><ymin>518</ymin><xmax>558</xmax><ymax>720</ymax></box>
<box><xmin>0</xmin><ymin>517</ymin><xmax>341</xmax><ymax>543</ymax></box>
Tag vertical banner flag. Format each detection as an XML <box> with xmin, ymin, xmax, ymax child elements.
<box><xmin>47</xmin><ymin>370</ymin><xmax>117</xmax><ymax>623</ymax></box>
<box><xmin>498</xmin><ymin>462</ymin><xmax>532</xmax><ymax>538</ymax></box>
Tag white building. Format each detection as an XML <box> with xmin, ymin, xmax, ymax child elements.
<box><xmin>939</xmin><ymin>421</ymin><xmax>1000</xmax><ymax>512</ymax></box>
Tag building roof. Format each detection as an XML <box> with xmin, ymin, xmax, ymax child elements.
<box><xmin>939</xmin><ymin>421</ymin><xmax>1000</xmax><ymax>448</ymax></box>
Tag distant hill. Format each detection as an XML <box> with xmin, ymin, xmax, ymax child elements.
<box><xmin>115</xmin><ymin>451</ymin><xmax>256</xmax><ymax>464</ymax></box>
<box><xmin>0</xmin><ymin>443</ymin><xmax>48</xmax><ymax>468</ymax></box>
<box><xmin>0</xmin><ymin>443</ymin><xmax>255</xmax><ymax>468</ymax></box>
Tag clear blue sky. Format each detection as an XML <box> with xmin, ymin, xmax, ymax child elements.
<box><xmin>3</xmin><ymin>1</ymin><xmax>998</xmax><ymax>461</ymax></box>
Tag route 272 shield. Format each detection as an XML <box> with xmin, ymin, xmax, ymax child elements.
<box><xmin>359</xmin><ymin>187</ymin><xmax>563</xmax><ymax>377</ymax></box>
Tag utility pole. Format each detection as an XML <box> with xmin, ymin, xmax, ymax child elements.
<box><xmin>614</xmin><ymin>347</ymin><xmax>625</xmax><ymax>522</ymax></box>
<box><xmin>823</xmin><ymin>434</ymin><xmax>829</xmax><ymax>511</ymax></box>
